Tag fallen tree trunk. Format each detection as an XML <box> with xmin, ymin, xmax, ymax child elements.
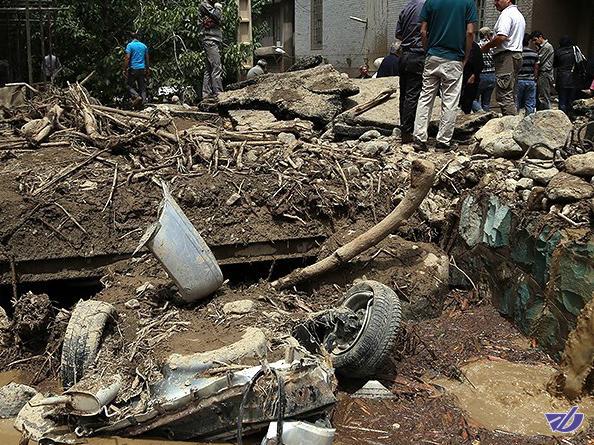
<box><xmin>271</xmin><ymin>159</ymin><xmax>436</xmax><ymax>290</ymax></box>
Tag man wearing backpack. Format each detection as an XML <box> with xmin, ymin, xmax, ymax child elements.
<box><xmin>199</xmin><ymin>0</ymin><xmax>224</xmax><ymax>101</ymax></box>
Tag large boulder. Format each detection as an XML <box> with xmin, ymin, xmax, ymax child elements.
<box><xmin>545</xmin><ymin>173</ymin><xmax>594</xmax><ymax>202</ymax></box>
<box><xmin>217</xmin><ymin>65</ymin><xmax>359</xmax><ymax>125</ymax></box>
<box><xmin>475</xmin><ymin>115</ymin><xmax>523</xmax><ymax>158</ymax></box>
<box><xmin>513</xmin><ymin>110</ymin><xmax>573</xmax><ymax>158</ymax></box>
<box><xmin>565</xmin><ymin>152</ymin><xmax>594</xmax><ymax>177</ymax></box>
<box><xmin>0</xmin><ymin>383</ymin><xmax>38</xmax><ymax>418</ymax></box>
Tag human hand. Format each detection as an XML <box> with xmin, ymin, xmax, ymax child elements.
<box><xmin>468</xmin><ymin>74</ymin><xmax>476</xmax><ymax>84</ymax></box>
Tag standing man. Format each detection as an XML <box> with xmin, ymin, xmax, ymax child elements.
<box><xmin>199</xmin><ymin>0</ymin><xmax>224</xmax><ymax>101</ymax></box>
<box><xmin>531</xmin><ymin>31</ymin><xmax>554</xmax><ymax>110</ymax></box>
<box><xmin>124</xmin><ymin>32</ymin><xmax>149</xmax><ymax>108</ymax></box>
<box><xmin>42</xmin><ymin>53</ymin><xmax>62</xmax><ymax>82</ymax></box>
<box><xmin>412</xmin><ymin>0</ymin><xmax>478</xmax><ymax>150</ymax></box>
<box><xmin>395</xmin><ymin>0</ymin><xmax>426</xmax><ymax>144</ymax></box>
<box><xmin>472</xmin><ymin>27</ymin><xmax>496</xmax><ymax>112</ymax></box>
<box><xmin>459</xmin><ymin>40</ymin><xmax>483</xmax><ymax>114</ymax></box>
<box><xmin>516</xmin><ymin>34</ymin><xmax>539</xmax><ymax>115</ymax></box>
<box><xmin>481</xmin><ymin>0</ymin><xmax>525</xmax><ymax>116</ymax></box>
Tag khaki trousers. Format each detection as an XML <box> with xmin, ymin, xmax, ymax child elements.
<box><xmin>493</xmin><ymin>51</ymin><xmax>522</xmax><ymax>116</ymax></box>
<box><xmin>413</xmin><ymin>56</ymin><xmax>464</xmax><ymax>144</ymax></box>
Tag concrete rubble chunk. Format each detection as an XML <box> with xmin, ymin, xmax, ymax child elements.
<box><xmin>0</xmin><ymin>383</ymin><xmax>38</xmax><ymax>418</ymax></box>
<box><xmin>223</xmin><ymin>299</ymin><xmax>255</xmax><ymax>316</ymax></box>
<box><xmin>521</xmin><ymin>164</ymin><xmax>559</xmax><ymax>185</ymax></box>
<box><xmin>565</xmin><ymin>152</ymin><xmax>594</xmax><ymax>177</ymax></box>
<box><xmin>545</xmin><ymin>173</ymin><xmax>594</xmax><ymax>203</ymax></box>
<box><xmin>359</xmin><ymin>140</ymin><xmax>390</xmax><ymax>157</ymax></box>
<box><xmin>228</xmin><ymin>109</ymin><xmax>278</xmax><ymax>128</ymax></box>
<box><xmin>513</xmin><ymin>110</ymin><xmax>573</xmax><ymax>157</ymax></box>
<box><xmin>474</xmin><ymin>115</ymin><xmax>523</xmax><ymax>158</ymax></box>
<box><xmin>517</xmin><ymin>178</ymin><xmax>534</xmax><ymax>189</ymax></box>
<box><xmin>217</xmin><ymin>65</ymin><xmax>359</xmax><ymax>124</ymax></box>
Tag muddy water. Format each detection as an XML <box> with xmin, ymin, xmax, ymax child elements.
<box><xmin>435</xmin><ymin>359</ymin><xmax>594</xmax><ymax>436</ymax></box>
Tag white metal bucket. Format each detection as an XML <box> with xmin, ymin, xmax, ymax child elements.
<box><xmin>136</xmin><ymin>185</ymin><xmax>223</xmax><ymax>302</ymax></box>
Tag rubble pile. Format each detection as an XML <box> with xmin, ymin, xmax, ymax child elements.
<box><xmin>0</xmin><ymin>70</ymin><xmax>593</xmax><ymax>444</ymax></box>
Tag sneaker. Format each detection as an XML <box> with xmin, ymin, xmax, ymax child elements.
<box><xmin>413</xmin><ymin>138</ymin><xmax>428</xmax><ymax>152</ymax></box>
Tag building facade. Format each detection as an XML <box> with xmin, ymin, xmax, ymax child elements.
<box><xmin>294</xmin><ymin>0</ymin><xmax>594</xmax><ymax>74</ymax></box>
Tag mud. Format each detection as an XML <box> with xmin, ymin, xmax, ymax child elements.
<box><xmin>435</xmin><ymin>359</ymin><xmax>594</xmax><ymax>436</ymax></box>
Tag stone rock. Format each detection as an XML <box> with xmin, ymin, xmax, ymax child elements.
<box><xmin>527</xmin><ymin>187</ymin><xmax>547</xmax><ymax>210</ymax></box>
<box><xmin>517</xmin><ymin>178</ymin><xmax>534</xmax><ymax>189</ymax></box>
<box><xmin>278</xmin><ymin>132</ymin><xmax>297</xmax><ymax>145</ymax></box>
<box><xmin>0</xmin><ymin>307</ymin><xmax>11</xmax><ymax>347</ymax></box>
<box><xmin>359</xmin><ymin>130</ymin><xmax>381</xmax><ymax>141</ymax></box>
<box><xmin>0</xmin><ymin>383</ymin><xmax>38</xmax><ymax>418</ymax></box>
<box><xmin>228</xmin><ymin>109</ymin><xmax>278</xmax><ymax>128</ymax></box>
<box><xmin>344</xmin><ymin>164</ymin><xmax>361</xmax><ymax>178</ymax></box>
<box><xmin>245</xmin><ymin>150</ymin><xmax>258</xmax><ymax>163</ymax></box>
<box><xmin>565</xmin><ymin>152</ymin><xmax>594</xmax><ymax>177</ymax></box>
<box><xmin>520</xmin><ymin>190</ymin><xmax>531</xmax><ymax>201</ymax></box>
<box><xmin>420</xmin><ymin>192</ymin><xmax>452</xmax><ymax>224</ymax></box>
<box><xmin>196</xmin><ymin>142</ymin><xmax>215</xmax><ymax>161</ymax></box>
<box><xmin>218</xmin><ymin>65</ymin><xmax>359</xmax><ymax>124</ymax></box>
<box><xmin>223</xmin><ymin>300</ymin><xmax>255</xmax><ymax>316</ymax></box>
<box><xmin>392</xmin><ymin>127</ymin><xmax>402</xmax><ymax>138</ymax></box>
<box><xmin>545</xmin><ymin>173</ymin><xmax>594</xmax><ymax>203</ymax></box>
<box><xmin>504</xmin><ymin>179</ymin><xmax>518</xmax><ymax>192</ymax></box>
<box><xmin>474</xmin><ymin>115</ymin><xmax>523</xmax><ymax>158</ymax></box>
<box><xmin>359</xmin><ymin>140</ymin><xmax>389</xmax><ymax>157</ymax></box>
<box><xmin>459</xmin><ymin>195</ymin><xmax>483</xmax><ymax>247</ymax></box>
<box><xmin>124</xmin><ymin>299</ymin><xmax>141</xmax><ymax>309</ymax></box>
<box><xmin>521</xmin><ymin>164</ymin><xmax>559</xmax><ymax>185</ymax></box>
<box><xmin>513</xmin><ymin>110</ymin><xmax>573</xmax><ymax>155</ymax></box>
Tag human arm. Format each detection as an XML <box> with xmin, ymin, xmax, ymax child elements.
<box><xmin>200</xmin><ymin>1</ymin><xmax>222</xmax><ymax>23</ymax></box>
<box><xmin>463</xmin><ymin>22</ymin><xmax>475</xmax><ymax>65</ymax></box>
<box><xmin>420</xmin><ymin>21</ymin><xmax>428</xmax><ymax>51</ymax></box>
<box><xmin>540</xmin><ymin>44</ymin><xmax>554</xmax><ymax>73</ymax></box>
<box><xmin>482</xmin><ymin>34</ymin><xmax>507</xmax><ymax>53</ymax></box>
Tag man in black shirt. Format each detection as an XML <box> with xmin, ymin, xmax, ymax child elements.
<box><xmin>395</xmin><ymin>0</ymin><xmax>426</xmax><ymax>143</ymax></box>
<box><xmin>377</xmin><ymin>42</ymin><xmax>401</xmax><ymax>78</ymax></box>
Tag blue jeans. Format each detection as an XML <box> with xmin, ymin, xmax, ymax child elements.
<box><xmin>516</xmin><ymin>79</ymin><xmax>537</xmax><ymax>115</ymax></box>
<box><xmin>472</xmin><ymin>72</ymin><xmax>496</xmax><ymax>112</ymax></box>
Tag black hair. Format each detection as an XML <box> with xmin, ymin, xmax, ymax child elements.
<box><xmin>559</xmin><ymin>36</ymin><xmax>573</xmax><ymax>48</ymax></box>
<box><xmin>531</xmin><ymin>31</ymin><xmax>544</xmax><ymax>39</ymax></box>
<box><xmin>523</xmin><ymin>33</ymin><xmax>531</xmax><ymax>47</ymax></box>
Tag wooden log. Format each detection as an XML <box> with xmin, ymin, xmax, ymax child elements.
<box><xmin>271</xmin><ymin>159</ymin><xmax>436</xmax><ymax>289</ymax></box>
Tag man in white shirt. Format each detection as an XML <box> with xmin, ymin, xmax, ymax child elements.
<box><xmin>481</xmin><ymin>0</ymin><xmax>525</xmax><ymax>115</ymax></box>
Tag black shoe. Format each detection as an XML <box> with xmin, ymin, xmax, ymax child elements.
<box><xmin>401</xmin><ymin>132</ymin><xmax>414</xmax><ymax>144</ymax></box>
<box><xmin>436</xmin><ymin>141</ymin><xmax>457</xmax><ymax>151</ymax></box>
<box><xmin>413</xmin><ymin>138</ymin><xmax>428</xmax><ymax>152</ymax></box>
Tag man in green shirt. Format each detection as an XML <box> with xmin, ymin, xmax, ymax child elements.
<box><xmin>413</xmin><ymin>0</ymin><xmax>477</xmax><ymax>150</ymax></box>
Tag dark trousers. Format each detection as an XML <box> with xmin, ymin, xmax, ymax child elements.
<box><xmin>399</xmin><ymin>51</ymin><xmax>425</xmax><ymax>134</ymax></box>
<box><xmin>460</xmin><ymin>75</ymin><xmax>480</xmax><ymax>114</ymax></box>
<box><xmin>127</xmin><ymin>68</ymin><xmax>147</xmax><ymax>103</ymax></box>
<box><xmin>558</xmin><ymin>87</ymin><xmax>576</xmax><ymax>116</ymax></box>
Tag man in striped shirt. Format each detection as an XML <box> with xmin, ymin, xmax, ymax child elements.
<box><xmin>516</xmin><ymin>34</ymin><xmax>539</xmax><ymax>115</ymax></box>
<box><xmin>472</xmin><ymin>27</ymin><xmax>496</xmax><ymax>112</ymax></box>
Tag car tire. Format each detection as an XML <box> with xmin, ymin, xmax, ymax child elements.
<box><xmin>61</xmin><ymin>300</ymin><xmax>116</xmax><ymax>389</ymax></box>
<box><xmin>331</xmin><ymin>280</ymin><xmax>402</xmax><ymax>378</ymax></box>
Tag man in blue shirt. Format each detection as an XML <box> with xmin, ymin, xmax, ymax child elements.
<box><xmin>412</xmin><ymin>0</ymin><xmax>477</xmax><ymax>150</ymax></box>
<box><xmin>124</xmin><ymin>32</ymin><xmax>149</xmax><ymax>108</ymax></box>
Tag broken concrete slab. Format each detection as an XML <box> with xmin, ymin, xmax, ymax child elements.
<box><xmin>513</xmin><ymin>110</ymin><xmax>573</xmax><ymax>156</ymax></box>
<box><xmin>228</xmin><ymin>109</ymin><xmax>278</xmax><ymax>128</ymax></box>
<box><xmin>545</xmin><ymin>173</ymin><xmax>594</xmax><ymax>203</ymax></box>
<box><xmin>217</xmin><ymin>65</ymin><xmax>359</xmax><ymax>125</ymax></box>
<box><xmin>565</xmin><ymin>152</ymin><xmax>594</xmax><ymax>177</ymax></box>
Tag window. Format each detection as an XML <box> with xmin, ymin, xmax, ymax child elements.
<box><xmin>476</xmin><ymin>0</ymin><xmax>486</xmax><ymax>29</ymax></box>
<box><xmin>311</xmin><ymin>0</ymin><xmax>323</xmax><ymax>50</ymax></box>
